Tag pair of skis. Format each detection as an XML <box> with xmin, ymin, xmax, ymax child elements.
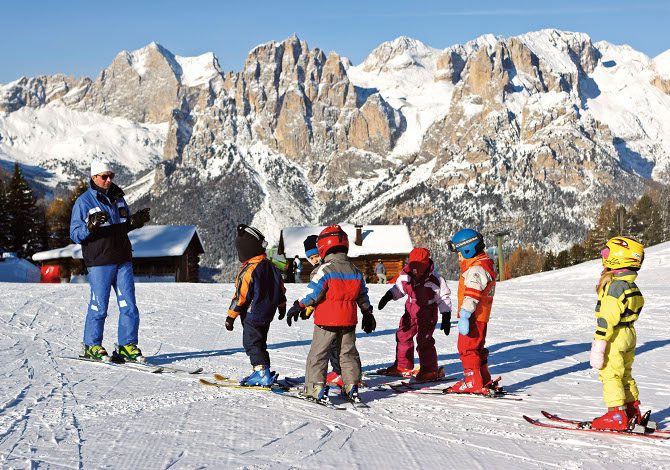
<box><xmin>524</xmin><ymin>411</ymin><xmax>669</xmax><ymax>440</ymax></box>
<box><xmin>199</xmin><ymin>374</ymin><xmax>365</xmax><ymax>410</ymax></box>
<box><xmin>63</xmin><ymin>356</ymin><xmax>203</xmax><ymax>375</ymax></box>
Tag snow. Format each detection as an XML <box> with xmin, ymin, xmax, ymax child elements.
<box><xmin>281</xmin><ymin>224</ymin><xmax>413</xmax><ymax>259</ymax></box>
<box><xmin>348</xmin><ymin>37</ymin><xmax>454</xmax><ymax>157</ymax></box>
<box><xmin>2</xmin><ymin>242</ymin><xmax>670</xmax><ymax>467</ymax></box>
<box><xmin>174</xmin><ymin>52</ymin><xmax>220</xmax><ymax>88</ymax></box>
<box><xmin>0</xmin><ymin>105</ymin><xmax>167</xmax><ymax>185</ymax></box>
<box><xmin>586</xmin><ymin>42</ymin><xmax>670</xmax><ymax>179</ymax></box>
<box><xmin>654</xmin><ymin>49</ymin><xmax>670</xmax><ymax>79</ymax></box>
<box><xmin>32</xmin><ymin>225</ymin><xmax>203</xmax><ymax>261</ymax></box>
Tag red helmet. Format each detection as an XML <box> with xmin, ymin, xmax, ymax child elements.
<box><xmin>317</xmin><ymin>225</ymin><xmax>349</xmax><ymax>259</ymax></box>
<box><xmin>408</xmin><ymin>247</ymin><xmax>431</xmax><ymax>276</ymax></box>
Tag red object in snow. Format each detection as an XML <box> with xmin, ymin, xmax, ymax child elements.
<box><xmin>40</xmin><ymin>265</ymin><xmax>61</xmax><ymax>283</ymax></box>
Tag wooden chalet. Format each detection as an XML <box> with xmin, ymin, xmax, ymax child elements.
<box><xmin>32</xmin><ymin>225</ymin><xmax>204</xmax><ymax>282</ymax></box>
<box><xmin>278</xmin><ymin>224</ymin><xmax>414</xmax><ymax>283</ymax></box>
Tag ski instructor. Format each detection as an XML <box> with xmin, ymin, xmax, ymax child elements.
<box><xmin>70</xmin><ymin>160</ymin><xmax>151</xmax><ymax>362</ymax></box>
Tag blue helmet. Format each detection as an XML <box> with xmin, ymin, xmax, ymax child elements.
<box><xmin>448</xmin><ymin>228</ymin><xmax>485</xmax><ymax>259</ymax></box>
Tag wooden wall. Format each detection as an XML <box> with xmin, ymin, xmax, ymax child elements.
<box><xmin>296</xmin><ymin>255</ymin><xmax>407</xmax><ymax>284</ymax></box>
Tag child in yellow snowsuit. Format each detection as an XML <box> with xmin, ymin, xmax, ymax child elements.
<box><xmin>589</xmin><ymin>236</ymin><xmax>645</xmax><ymax>431</ymax></box>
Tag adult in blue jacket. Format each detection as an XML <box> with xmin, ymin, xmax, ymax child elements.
<box><xmin>70</xmin><ymin>160</ymin><xmax>150</xmax><ymax>362</ymax></box>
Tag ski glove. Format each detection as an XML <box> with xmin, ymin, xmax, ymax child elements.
<box><xmin>129</xmin><ymin>207</ymin><xmax>151</xmax><ymax>230</ymax></box>
<box><xmin>378</xmin><ymin>290</ymin><xmax>393</xmax><ymax>311</ymax></box>
<box><xmin>87</xmin><ymin>211</ymin><xmax>109</xmax><ymax>233</ymax></box>
<box><xmin>458</xmin><ymin>309</ymin><xmax>473</xmax><ymax>336</ymax></box>
<box><xmin>277</xmin><ymin>305</ymin><xmax>287</xmax><ymax>321</ymax></box>
<box><xmin>441</xmin><ymin>311</ymin><xmax>451</xmax><ymax>336</ymax></box>
<box><xmin>362</xmin><ymin>307</ymin><xmax>376</xmax><ymax>334</ymax></box>
<box><xmin>225</xmin><ymin>316</ymin><xmax>235</xmax><ymax>331</ymax></box>
<box><xmin>287</xmin><ymin>300</ymin><xmax>304</xmax><ymax>327</ymax></box>
<box><xmin>590</xmin><ymin>339</ymin><xmax>607</xmax><ymax>370</ymax></box>
<box><xmin>300</xmin><ymin>306</ymin><xmax>315</xmax><ymax>320</ymax></box>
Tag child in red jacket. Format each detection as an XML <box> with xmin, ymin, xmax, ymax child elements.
<box><xmin>286</xmin><ymin>225</ymin><xmax>374</xmax><ymax>404</ymax></box>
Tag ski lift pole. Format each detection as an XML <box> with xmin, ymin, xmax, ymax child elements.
<box><xmin>494</xmin><ymin>230</ymin><xmax>510</xmax><ymax>281</ymax></box>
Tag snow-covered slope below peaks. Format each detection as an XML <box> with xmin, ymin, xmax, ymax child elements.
<box><xmin>0</xmin><ymin>104</ymin><xmax>167</xmax><ymax>187</ymax></box>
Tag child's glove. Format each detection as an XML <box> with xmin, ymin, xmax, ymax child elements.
<box><xmin>378</xmin><ymin>290</ymin><xmax>393</xmax><ymax>310</ymax></box>
<box><xmin>458</xmin><ymin>309</ymin><xmax>473</xmax><ymax>335</ymax></box>
<box><xmin>300</xmin><ymin>306</ymin><xmax>315</xmax><ymax>320</ymax></box>
<box><xmin>225</xmin><ymin>316</ymin><xmax>235</xmax><ymax>331</ymax></box>
<box><xmin>277</xmin><ymin>304</ymin><xmax>286</xmax><ymax>320</ymax></box>
<box><xmin>362</xmin><ymin>307</ymin><xmax>376</xmax><ymax>334</ymax></box>
<box><xmin>590</xmin><ymin>339</ymin><xmax>607</xmax><ymax>369</ymax></box>
<box><xmin>441</xmin><ymin>311</ymin><xmax>451</xmax><ymax>336</ymax></box>
<box><xmin>286</xmin><ymin>301</ymin><xmax>304</xmax><ymax>326</ymax></box>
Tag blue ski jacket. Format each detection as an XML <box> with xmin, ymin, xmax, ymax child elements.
<box><xmin>70</xmin><ymin>180</ymin><xmax>134</xmax><ymax>267</ymax></box>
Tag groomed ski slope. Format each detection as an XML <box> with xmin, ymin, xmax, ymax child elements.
<box><xmin>1</xmin><ymin>243</ymin><xmax>669</xmax><ymax>469</ymax></box>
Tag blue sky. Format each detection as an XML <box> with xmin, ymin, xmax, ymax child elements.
<box><xmin>1</xmin><ymin>0</ymin><xmax>669</xmax><ymax>83</ymax></box>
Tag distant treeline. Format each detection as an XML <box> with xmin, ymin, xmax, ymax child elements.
<box><xmin>0</xmin><ymin>163</ymin><xmax>87</xmax><ymax>259</ymax></box>
<box><xmin>505</xmin><ymin>186</ymin><xmax>670</xmax><ymax>278</ymax></box>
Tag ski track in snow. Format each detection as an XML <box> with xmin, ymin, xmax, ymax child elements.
<box><xmin>1</xmin><ymin>244</ymin><xmax>670</xmax><ymax>468</ymax></box>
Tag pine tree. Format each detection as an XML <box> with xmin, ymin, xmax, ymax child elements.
<box><xmin>543</xmin><ymin>251</ymin><xmax>556</xmax><ymax>271</ymax></box>
<box><xmin>623</xmin><ymin>193</ymin><xmax>665</xmax><ymax>246</ymax></box>
<box><xmin>584</xmin><ymin>199</ymin><xmax>619</xmax><ymax>257</ymax></box>
<box><xmin>0</xmin><ymin>177</ymin><xmax>11</xmax><ymax>250</ymax></box>
<box><xmin>569</xmin><ymin>243</ymin><xmax>587</xmax><ymax>265</ymax></box>
<box><xmin>555</xmin><ymin>249</ymin><xmax>570</xmax><ymax>269</ymax></box>
<box><xmin>7</xmin><ymin>163</ymin><xmax>42</xmax><ymax>258</ymax></box>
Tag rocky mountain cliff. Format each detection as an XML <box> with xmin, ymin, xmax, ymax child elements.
<box><xmin>2</xmin><ymin>30</ymin><xmax>670</xmax><ymax>279</ymax></box>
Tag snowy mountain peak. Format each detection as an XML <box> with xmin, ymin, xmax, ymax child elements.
<box><xmin>654</xmin><ymin>49</ymin><xmax>670</xmax><ymax>79</ymax></box>
<box><xmin>361</xmin><ymin>36</ymin><xmax>439</xmax><ymax>72</ymax></box>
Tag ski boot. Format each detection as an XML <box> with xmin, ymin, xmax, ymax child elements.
<box><xmin>445</xmin><ymin>369</ymin><xmax>490</xmax><ymax>395</ymax></box>
<box><xmin>82</xmin><ymin>344</ymin><xmax>111</xmax><ymax>362</ymax></box>
<box><xmin>115</xmin><ymin>343</ymin><xmax>145</xmax><ymax>363</ymax></box>
<box><xmin>326</xmin><ymin>371</ymin><xmax>344</xmax><ymax>388</ymax></box>
<box><xmin>415</xmin><ymin>366</ymin><xmax>445</xmax><ymax>383</ymax></box>
<box><xmin>375</xmin><ymin>365</ymin><xmax>416</xmax><ymax>377</ymax></box>
<box><xmin>240</xmin><ymin>365</ymin><xmax>276</xmax><ymax>387</ymax></box>
<box><xmin>590</xmin><ymin>406</ymin><xmax>629</xmax><ymax>431</ymax></box>
<box><xmin>301</xmin><ymin>383</ymin><xmax>331</xmax><ymax>404</ymax></box>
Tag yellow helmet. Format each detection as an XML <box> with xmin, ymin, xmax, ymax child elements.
<box><xmin>601</xmin><ymin>236</ymin><xmax>644</xmax><ymax>269</ymax></box>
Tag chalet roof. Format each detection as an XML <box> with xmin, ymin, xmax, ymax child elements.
<box><xmin>281</xmin><ymin>224</ymin><xmax>413</xmax><ymax>259</ymax></box>
<box><xmin>32</xmin><ymin>225</ymin><xmax>204</xmax><ymax>262</ymax></box>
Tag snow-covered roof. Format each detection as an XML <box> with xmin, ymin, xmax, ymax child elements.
<box><xmin>281</xmin><ymin>224</ymin><xmax>413</xmax><ymax>259</ymax></box>
<box><xmin>32</xmin><ymin>225</ymin><xmax>204</xmax><ymax>261</ymax></box>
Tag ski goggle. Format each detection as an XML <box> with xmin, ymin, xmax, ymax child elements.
<box><xmin>447</xmin><ymin>235</ymin><xmax>480</xmax><ymax>253</ymax></box>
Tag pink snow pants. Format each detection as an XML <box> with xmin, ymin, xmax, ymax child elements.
<box><xmin>395</xmin><ymin>308</ymin><xmax>438</xmax><ymax>372</ymax></box>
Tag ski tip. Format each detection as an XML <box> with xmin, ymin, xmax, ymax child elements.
<box><xmin>541</xmin><ymin>410</ymin><xmax>557</xmax><ymax>420</ymax></box>
<box><xmin>522</xmin><ymin>415</ymin><xmax>539</xmax><ymax>424</ymax></box>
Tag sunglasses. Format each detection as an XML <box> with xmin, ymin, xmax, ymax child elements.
<box><xmin>97</xmin><ymin>173</ymin><xmax>115</xmax><ymax>181</ymax></box>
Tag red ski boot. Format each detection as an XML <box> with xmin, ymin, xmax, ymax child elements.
<box><xmin>415</xmin><ymin>366</ymin><xmax>444</xmax><ymax>383</ymax></box>
<box><xmin>375</xmin><ymin>365</ymin><xmax>415</xmax><ymax>377</ymax></box>
<box><xmin>591</xmin><ymin>406</ymin><xmax>629</xmax><ymax>431</ymax></box>
<box><xmin>445</xmin><ymin>369</ymin><xmax>488</xmax><ymax>394</ymax></box>
<box><xmin>625</xmin><ymin>400</ymin><xmax>643</xmax><ymax>424</ymax></box>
